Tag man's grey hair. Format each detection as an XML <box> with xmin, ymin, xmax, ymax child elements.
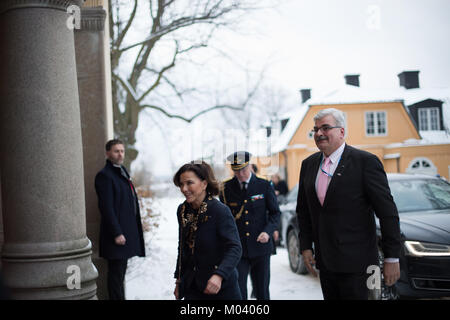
<box><xmin>313</xmin><ymin>108</ymin><xmax>346</xmax><ymax>130</ymax></box>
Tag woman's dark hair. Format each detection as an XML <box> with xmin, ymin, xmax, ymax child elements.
<box><xmin>173</xmin><ymin>161</ymin><xmax>220</xmax><ymax>196</ymax></box>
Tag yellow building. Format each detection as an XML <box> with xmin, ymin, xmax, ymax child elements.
<box><xmin>264</xmin><ymin>72</ymin><xmax>450</xmax><ymax>190</ymax></box>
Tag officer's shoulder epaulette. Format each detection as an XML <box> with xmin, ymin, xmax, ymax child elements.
<box><xmin>222</xmin><ymin>177</ymin><xmax>233</xmax><ymax>184</ymax></box>
<box><xmin>256</xmin><ymin>174</ymin><xmax>269</xmax><ymax>181</ymax></box>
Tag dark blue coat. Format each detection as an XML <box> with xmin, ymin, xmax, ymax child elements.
<box><xmin>220</xmin><ymin>174</ymin><xmax>281</xmax><ymax>259</ymax></box>
<box><xmin>95</xmin><ymin>160</ymin><xmax>145</xmax><ymax>260</ymax></box>
<box><xmin>174</xmin><ymin>197</ymin><xmax>242</xmax><ymax>299</ymax></box>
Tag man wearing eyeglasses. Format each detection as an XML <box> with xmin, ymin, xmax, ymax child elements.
<box><xmin>296</xmin><ymin>108</ymin><xmax>401</xmax><ymax>300</ymax></box>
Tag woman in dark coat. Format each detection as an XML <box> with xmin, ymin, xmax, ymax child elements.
<box><xmin>173</xmin><ymin>161</ymin><xmax>242</xmax><ymax>300</ymax></box>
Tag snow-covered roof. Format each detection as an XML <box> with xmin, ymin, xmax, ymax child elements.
<box><xmin>307</xmin><ymin>85</ymin><xmax>450</xmax><ymax>107</ymax></box>
<box><xmin>272</xmin><ymin>104</ymin><xmax>309</xmax><ymax>153</ymax></box>
<box><xmin>385</xmin><ymin>131</ymin><xmax>450</xmax><ymax>148</ymax></box>
<box><xmin>274</xmin><ymin>85</ymin><xmax>450</xmax><ymax>153</ymax></box>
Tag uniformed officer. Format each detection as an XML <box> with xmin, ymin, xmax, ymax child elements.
<box><xmin>220</xmin><ymin>151</ymin><xmax>281</xmax><ymax>300</ymax></box>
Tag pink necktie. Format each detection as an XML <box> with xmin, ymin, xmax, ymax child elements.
<box><xmin>317</xmin><ymin>157</ymin><xmax>331</xmax><ymax>206</ymax></box>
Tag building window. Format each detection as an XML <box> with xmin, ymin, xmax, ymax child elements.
<box><xmin>365</xmin><ymin>111</ymin><xmax>387</xmax><ymax>136</ymax></box>
<box><xmin>418</xmin><ymin>108</ymin><xmax>440</xmax><ymax>131</ymax></box>
<box><xmin>412</xmin><ymin>160</ymin><xmax>430</xmax><ymax>169</ymax></box>
<box><xmin>407</xmin><ymin>157</ymin><xmax>437</xmax><ymax>176</ymax></box>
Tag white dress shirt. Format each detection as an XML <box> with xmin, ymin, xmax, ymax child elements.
<box><xmin>315</xmin><ymin>142</ymin><xmax>346</xmax><ymax>192</ymax></box>
<box><xmin>240</xmin><ymin>173</ymin><xmax>252</xmax><ymax>190</ymax></box>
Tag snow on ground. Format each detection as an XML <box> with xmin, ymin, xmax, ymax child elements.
<box><xmin>125</xmin><ymin>192</ymin><xmax>323</xmax><ymax>300</ymax></box>
<box><xmin>269</xmin><ymin>249</ymin><xmax>323</xmax><ymax>300</ymax></box>
<box><xmin>125</xmin><ymin>195</ymin><xmax>182</xmax><ymax>300</ymax></box>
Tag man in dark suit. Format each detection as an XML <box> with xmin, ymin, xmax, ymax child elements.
<box><xmin>95</xmin><ymin>139</ymin><xmax>145</xmax><ymax>300</ymax></box>
<box><xmin>220</xmin><ymin>151</ymin><xmax>280</xmax><ymax>300</ymax></box>
<box><xmin>296</xmin><ymin>108</ymin><xmax>401</xmax><ymax>300</ymax></box>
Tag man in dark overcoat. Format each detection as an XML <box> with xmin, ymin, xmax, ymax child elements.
<box><xmin>95</xmin><ymin>139</ymin><xmax>145</xmax><ymax>300</ymax></box>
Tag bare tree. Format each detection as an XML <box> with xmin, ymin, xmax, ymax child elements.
<box><xmin>258</xmin><ymin>85</ymin><xmax>291</xmax><ymax>130</ymax></box>
<box><xmin>109</xmin><ymin>0</ymin><xmax>277</xmax><ymax>168</ymax></box>
<box><xmin>219</xmin><ymin>83</ymin><xmax>292</xmax><ymax>146</ymax></box>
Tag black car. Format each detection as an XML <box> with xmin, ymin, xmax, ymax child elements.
<box><xmin>280</xmin><ymin>173</ymin><xmax>450</xmax><ymax>299</ymax></box>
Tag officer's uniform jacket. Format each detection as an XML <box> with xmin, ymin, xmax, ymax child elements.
<box><xmin>220</xmin><ymin>174</ymin><xmax>280</xmax><ymax>259</ymax></box>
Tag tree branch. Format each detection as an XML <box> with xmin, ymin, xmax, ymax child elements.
<box><xmin>139</xmin><ymin>60</ymin><xmax>266</xmax><ymax>122</ymax></box>
<box><xmin>112</xmin><ymin>73</ymin><xmax>139</xmax><ymax>102</ymax></box>
<box><xmin>141</xmin><ymin>103</ymin><xmax>246</xmax><ymax>123</ymax></box>
<box><xmin>115</xmin><ymin>0</ymin><xmax>138</xmax><ymax>52</ymax></box>
<box><xmin>137</xmin><ymin>39</ymin><xmax>210</xmax><ymax>103</ymax></box>
<box><xmin>119</xmin><ymin>3</ymin><xmax>237</xmax><ymax>53</ymax></box>
<box><xmin>137</xmin><ymin>50</ymin><xmax>177</xmax><ymax>103</ymax></box>
<box><xmin>145</xmin><ymin>70</ymin><xmax>197</xmax><ymax>101</ymax></box>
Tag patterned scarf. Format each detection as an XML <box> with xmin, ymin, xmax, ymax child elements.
<box><xmin>180</xmin><ymin>196</ymin><xmax>211</xmax><ymax>254</ymax></box>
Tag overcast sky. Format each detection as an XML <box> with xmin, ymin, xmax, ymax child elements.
<box><xmin>133</xmin><ymin>0</ymin><xmax>450</xmax><ymax>178</ymax></box>
<box><xmin>233</xmin><ymin>0</ymin><xmax>450</xmax><ymax>91</ymax></box>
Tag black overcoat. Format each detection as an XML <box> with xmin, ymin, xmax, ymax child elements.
<box><xmin>95</xmin><ymin>160</ymin><xmax>145</xmax><ymax>260</ymax></box>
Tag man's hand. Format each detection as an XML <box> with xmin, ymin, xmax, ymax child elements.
<box><xmin>256</xmin><ymin>232</ymin><xmax>270</xmax><ymax>243</ymax></box>
<box><xmin>302</xmin><ymin>249</ymin><xmax>318</xmax><ymax>277</ymax></box>
<box><xmin>383</xmin><ymin>261</ymin><xmax>400</xmax><ymax>286</ymax></box>
<box><xmin>273</xmin><ymin>230</ymin><xmax>280</xmax><ymax>242</ymax></box>
<box><xmin>204</xmin><ymin>274</ymin><xmax>223</xmax><ymax>295</ymax></box>
<box><xmin>115</xmin><ymin>234</ymin><xmax>126</xmax><ymax>245</ymax></box>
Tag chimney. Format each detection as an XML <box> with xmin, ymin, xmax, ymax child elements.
<box><xmin>281</xmin><ymin>118</ymin><xmax>289</xmax><ymax>132</ymax></box>
<box><xmin>300</xmin><ymin>89</ymin><xmax>311</xmax><ymax>103</ymax></box>
<box><xmin>266</xmin><ymin>126</ymin><xmax>272</xmax><ymax>137</ymax></box>
<box><xmin>398</xmin><ymin>71</ymin><xmax>420</xmax><ymax>89</ymax></box>
<box><xmin>344</xmin><ymin>74</ymin><xmax>360</xmax><ymax>87</ymax></box>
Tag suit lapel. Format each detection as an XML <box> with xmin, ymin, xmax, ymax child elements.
<box><xmin>322</xmin><ymin>145</ymin><xmax>350</xmax><ymax>207</ymax></box>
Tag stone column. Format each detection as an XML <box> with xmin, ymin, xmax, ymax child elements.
<box><xmin>0</xmin><ymin>0</ymin><xmax>98</xmax><ymax>299</ymax></box>
<box><xmin>74</xmin><ymin>3</ymin><xmax>109</xmax><ymax>300</ymax></box>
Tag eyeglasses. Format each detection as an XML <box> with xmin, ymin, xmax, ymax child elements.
<box><xmin>311</xmin><ymin>125</ymin><xmax>342</xmax><ymax>133</ymax></box>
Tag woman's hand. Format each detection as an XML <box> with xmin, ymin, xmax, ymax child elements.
<box><xmin>203</xmin><ymin>274</ymin><xmax>223</xmax><ymax>295</ymax></box>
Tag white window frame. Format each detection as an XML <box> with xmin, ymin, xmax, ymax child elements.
<box><xmin>418</xmin><ymin>107</ymin><xmax>440</xmax><ymax>131</ymax></box>
<box><xmin>364</xmin><ymin>110</ymin><xmax>387</xmax><ymax>137</ymax></box>
<box><xmin>406</xmin><ymin>157</ymin><xmax>437</xmax><ymax>176</ymax></box>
